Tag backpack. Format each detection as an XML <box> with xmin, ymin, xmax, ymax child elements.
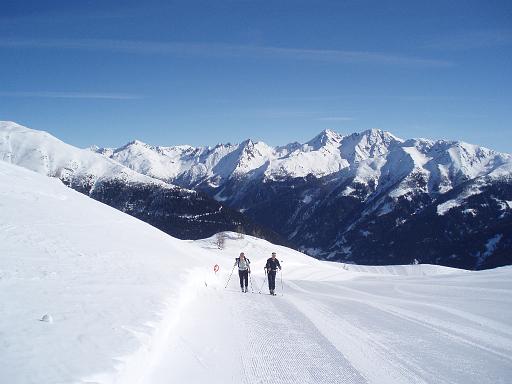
<box><xmin>236</xmin><ymin>257</ymin><xmax>250</xmax><ymax>267</ymax></box>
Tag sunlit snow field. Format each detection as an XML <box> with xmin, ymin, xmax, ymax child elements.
<box><xmin>1</xmin><ymin>161</ymin><xmax>511</xmax><ymax>384</ymax></box>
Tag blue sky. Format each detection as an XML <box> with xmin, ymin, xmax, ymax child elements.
<box><xmin>1</xmin><ymin>0</ymin><xmax>511</xmax><ymax>151</ymax></box>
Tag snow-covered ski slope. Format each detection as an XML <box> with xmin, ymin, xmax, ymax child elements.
<box><xmin>1</xmin><ymin>161</ymin><xmax>511</xmax><ymax>384</ymax></box>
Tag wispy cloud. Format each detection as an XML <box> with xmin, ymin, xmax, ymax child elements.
<box><xmin>219</xmin><ymin>107</ymin><xmax>358</xmax><ymax>121</ymax></box>
<box><xmin>222</xmin><ymin>107</ymin><xmax>319</xmax><ymax>119</ymax></box>
<box><xmin>0</xmin><ymin>38</ymin><xmax>454</xmax><ymax>68</ymax></box>
<box><xmin>0</xmin><ymin>8</ymin><xmax>147</xmax><ymax>24</ymax></box>
<box><xmin>0</xmin><ymin>91</ymin><xmax>143</xmax><ymax>100</ymax></box>
<box><xmin>426</xmin><ymin>29</ymin><xmax>512</xmax><ymax>50</ymax></box>
<box><xmin>317</xmin><ymin>116</ymin><xmax>354</xmax><ymax>122</ymax></box>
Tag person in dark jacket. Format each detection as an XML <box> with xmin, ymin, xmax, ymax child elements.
<box><xmin>265</xmin><ymin>252</ymin><xmax>281</xmax><ymax>295</ymax></box>
<box><xmin>235</xmin><ymin>252</ymin><xmax>251</xmax><ymax>293</ymax></box>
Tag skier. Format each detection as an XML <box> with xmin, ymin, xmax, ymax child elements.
<box><xmin>235</xmin><ymin>252</ymin><xmax>251</xmax><ymax>293</ymax></box>
<box><xmin>265</xmin><ymin>252</ymin><xmax>281</xmax><ymax>295</ymax></box>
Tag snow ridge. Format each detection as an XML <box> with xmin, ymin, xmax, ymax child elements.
<box><xmin>0</xmin><ymin>121</ymin><xmax>182</xmax><ymax>190</ymax></box>
<box><xmin>91</xmin><ymin>126</ymin><xmax>511</xmax><ymax>201</ymax></box>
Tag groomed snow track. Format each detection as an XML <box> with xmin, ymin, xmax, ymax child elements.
<box><xmin>145</xmin><ymin>265</ymin><xmax>512</xmax><ymax>384</ymax></box>
<box><xmin>147</xmin><ymin>273</ymin><xmax>367</xmax><ymax>384</ymax></box>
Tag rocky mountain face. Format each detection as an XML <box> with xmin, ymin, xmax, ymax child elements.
<box><xmin>0</xmin><ymin>121</ymin><xmax>283</xmax><ymax>243</ymax></box>
<box><xmin>95</xmin><ymin>128</ymin><xmax>512</xmax><ymax>270</ymax></box>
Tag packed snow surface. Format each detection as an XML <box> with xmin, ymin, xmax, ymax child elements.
<box><xmin>1</xmin><ymin>161</ymin><xmax>511</xmax><ymax>384</ymax></box>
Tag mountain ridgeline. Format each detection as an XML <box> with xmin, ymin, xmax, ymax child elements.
<box><xmin>94</xmin><ymin>128</ymin><xmax>512</xmax><ymax>270</ymax></box>
<box><xmin>1</xmin><ymin>121</ymin><xmax>510</xmax><ymax>269</ymax></box>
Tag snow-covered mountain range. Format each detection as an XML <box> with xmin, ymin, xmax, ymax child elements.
<box><xmin>94</xmin><ymin>127</ymin><xmax>512</xmax><ymax>269</ymax></box>
<box><xmin>0</xmin><ymin>121</ymin><xmax>281</xmax><ymax>242</ymax></box>
<box><xmin>94</xmin><ymin>128</ymin><xmax>510</xmax><ymax>192</ymax></box>
<box><xmin>1</xmin><ymin>120</ymin><xmax>510</xmax><ymax>269</ymax></box>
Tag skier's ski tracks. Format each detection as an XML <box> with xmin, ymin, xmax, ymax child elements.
<box><xmin>285</xmin><ymin>279</ymin><xmax>512</xmax><ymax>384</ymax></box>
<box><xmin>147</xmin><ymin>275</ymin><xmax>367</xmax><ymax>384</ymax></box>
<box><xmin>233</xmin><ymin>286</ymin><xmax>367</xmax><ymax>384</ymax></box>
<box><xmin>146</xmin><ymin>270</ymin><xmax>511</xmax><ymax>384</ymax></box>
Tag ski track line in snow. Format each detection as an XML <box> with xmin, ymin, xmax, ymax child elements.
<box><xmin>333</xmin><ymin>283</ymin><xmax>512</xmax><ymax>362</ymax></box>
<box><xmin>338</xmin><ymin>281</ymin><xmax>512</xmax><ymax>336</ymax></box>
<box><xmin>284</xmin><ymin>281</ymin><xmax>436</xmax><ymax>384</ymax></box>
<box><xmin>288</xmin><ymin>283</ymin><xmax>510</xmax><ymax>383</ymax></box>
<box><xmin>308</xmin><ymin>299</ymin><xmax>438</xmax><ymax>384</ymax></box>
<box><xmin>323</xmin><ymin>283</ymin><xmax>512</xmax><ymax>360</ymax></box>
<box><xmin>289</xmin><ymin>278</ymin><xmax>512</xmax><ymax>357</ymax></box>
<box><xmin>143</xmin><ymin>269</ymin><xmax>512</xmax><ymax>384</ymax></box>
<box><xmin>390</xmin><ymin>283</ymin><xmax>512</xmax><ymax>306</ymax></box>
<box><xmin>146</xmin><ymin>273</ymin><xmax>367</xmax><ymax>384</ymax></box>
<box><xmin>368</xmin><ymin>301</ymin><xmax>512</xmax><ymax>363</ymax></box>
<box><xmin>233</xmin><ymin>280</ymin><xmax>367</xmax><ymax>384</ymax></box>
<box><xmin>389</xmin><ymin>280</ymin><xmax>512</xmax><ymax>299</ymax></box>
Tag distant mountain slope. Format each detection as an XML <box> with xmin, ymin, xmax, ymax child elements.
<box><xmin>0</xmin><ymin>121</ymin><xmax>283</xmax><ymax>243</ymax></box>
<box><xmin>96</xmin><ymin>128</ymin><xmax>512</xmax><ymax>269</ymax></box>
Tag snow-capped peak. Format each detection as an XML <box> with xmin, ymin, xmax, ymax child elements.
<box><xmin>126</xmin><ymin>139</ymin><xmax>150</xmax><ymax>147</ymax></box>
<box><xmin>305</xmin><ymin>129</ymin><xmax>343</xmax><ymax>150</ymax></box>
<box><xmin>112</xmin><ymin>139</ymin><xmax>153</xmax><ymax>154</ymax></box>
<box><xmin>231</xmin><ymin>139</ymin><xmax>274</xmax><ymax>177</ymax></box>
<box><xmin>88</xmin><ymin>144</ymin><xmax>100</xmax><ymax>152</ymax></box>
<box><xmin>0</xmin><ymin>120</ymin><xmax>56</xmax><ymax>140</ymax></box>
<box><xmin>349</xmin><ymin>128</ymin><xmax>403</xmax><ymax>147</ymax></box>
<box><xmin>0</xmin><ymin>121</ymin><xmax>178</xmax><ymax>189</ymax></box>
<box><xmin>240</xmin><ymin>138</ymin><xmax>254</xmax><ymax>147</ymax></box>
<box><xmin>0</xmin><ymin>120</ymin><xmax>30</xmax><ymax>130</ymax></box>
<box><xmin>338</xmin><ymin>128</ymin><xmax>402</xmax><ymax>163</ymax></box>
<box><xmin>363</xmin><ymin>128</ymin><xmax>402</xmax><ymax>141</ymax></box>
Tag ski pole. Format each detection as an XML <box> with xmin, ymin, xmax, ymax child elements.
<box><xmin>258</xmin><ymin>269</ymin><xmax>267</xmax><ymax>294</ymax></box>
<box><xmin>280</xmin><ymin>268</ymin><xmax>284</xmax><ymax>296</ymax></box>
<box><xmin>249</xmin><ymin>271</ymin><xmax>255</xmax><ymax>293</ymax></box>
<box><xmin>224</xmin><ymin>263</ymin><xmax>236</xmax><ymax>288</ymax></box>
<box><xmin>258</xmin><ymin>276</ymin><xmax>266</xmax><ymax>294</ymax></box>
